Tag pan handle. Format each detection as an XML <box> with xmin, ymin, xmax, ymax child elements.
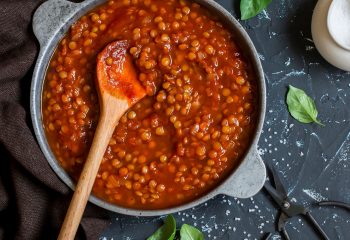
<box><xmin>32</xmin><ymin>0</ymin><xmax>81</xmax><ymax>47</ymax></box>
<box><xmin>219</xmin><ymin>148</ymin><xmax>266</xmax><ymax>198</ymax></box>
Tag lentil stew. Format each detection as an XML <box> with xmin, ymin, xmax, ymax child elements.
<box><xmin>42</xmin><ymin>0</ymin><xmax>258</xmax><ymax>210</ymax></box>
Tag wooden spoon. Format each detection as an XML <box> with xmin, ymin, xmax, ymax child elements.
<box><xmin>58</xmin><ymin>40</ymin><xmax>146</xmax><ymax>240</ymax></box>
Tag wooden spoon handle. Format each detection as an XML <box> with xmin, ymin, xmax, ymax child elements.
<box><xmin>58</xmin><ymin>98</ymin><xmax>128</xmax><ymax>240</ymax></box>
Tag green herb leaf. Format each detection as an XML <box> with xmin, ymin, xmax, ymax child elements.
<box><xmin>286</xmin><ymin>85</ymin><xmax>324</xmax><ymax>126</ymax></box>
<box><xmin>180</xmin><ymin>224</ymin><xmax>204</xmax><ymax>240</ymax></box>
<box><xmin>240</xmin><ymin>0</ymin><xmax>272</xmax><ymax>20</ymax></box>
<box><xmin>147</xmin><ymin>215</ymin><xmax>176</xmax><ymax>240</ymax></box>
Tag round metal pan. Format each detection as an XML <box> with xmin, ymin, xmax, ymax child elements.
<box><xmin>31</xmin><ymin>0</ymin><xmax>266</xmax><ymax>216</ymax></box>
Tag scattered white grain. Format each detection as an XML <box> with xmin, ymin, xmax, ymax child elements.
<box><xmin>303</xmin><ymin>189</ymin><xmax>328</xmax><ymax>201</ymax></box>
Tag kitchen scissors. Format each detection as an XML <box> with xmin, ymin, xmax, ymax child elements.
<box><xmin>263</xmin><ymin>165</ymin><xmax>350</xmax><ymax>240</ymax></box>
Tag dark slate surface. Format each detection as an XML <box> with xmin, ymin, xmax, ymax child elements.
<box><xmin>100</xmin><ymin>0</ymin><xmax>350</xmax><ymax>239</ymax></box>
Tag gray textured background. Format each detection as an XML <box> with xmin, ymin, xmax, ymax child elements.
<box><xmin>100</xmin><ymin>0</ymin><xmax>350</xmax><ymax>239</ymax></box>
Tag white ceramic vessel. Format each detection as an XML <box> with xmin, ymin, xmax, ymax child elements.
<box><xmin>327</xmin><ymin>0</ymin><xmax>350</xmax><ymax>51</ymax></box>
<box><xmin>312</xmin><ymin>0</ymin><xmax>350</xmax><ymax>71</ymax></box>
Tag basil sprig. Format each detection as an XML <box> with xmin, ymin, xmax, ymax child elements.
<box><xmin>147</xmin><ymin>215</ymin><xmax>176</xmax><ymax>240</ymax></box>
<box><xmin>286</xmin><ymin>85</ymin><xmax>324</xmax><ymax>126</ymax></box>
<box><xmin>180</xmin><ymin>224</ymin><xmax>204</xmax><ymax>240</ymax></box>
<box><xmin>147</xmin><ymin>215</ymin><xmax>204</xmax><ymax>240</ymax></box>
<box><xmin>240</xmin><ymin>0</ymin><xmax>272</xmax><ymax>20</ymax></box>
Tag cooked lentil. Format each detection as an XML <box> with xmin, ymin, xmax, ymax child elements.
<box><xmin>42</xmin><ymin>0</ymin><xmax>257</xmax><ymax>210</ymax></box>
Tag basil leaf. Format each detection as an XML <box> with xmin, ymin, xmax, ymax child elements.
<box><xmin>286</xmin><ymin>85</ymin><xmax>324</xmax><ymax>126</ymax></box>
<box><xmin>240</xmin><ymin>0</ymin><xmax>272</xmax><ymax>20</ymax></box>
<box><xmin>180</xmin><ymin>224</ymin><xmax>204</xmax><ymax>240</ymax></box>
<box><xmin>147</xmin><ymin>215</ymin><xmax>176</xmax><ymax>240</ymax></box>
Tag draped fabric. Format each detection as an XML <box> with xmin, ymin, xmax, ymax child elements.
<box><xmin>0</xmin><ymin>1</ymin><xmax>109</xmax><ymax>239</ymax></box>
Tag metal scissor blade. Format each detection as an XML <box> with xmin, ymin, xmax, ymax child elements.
<box><xmin>264</xmin><ymin>182</ymin><xmax>285</xmax><ymax>207</ymax></box>
<box><xmin>266</xmin><ymin>164</ymin><xmax>287</xmax><ymax>197</ymax></box>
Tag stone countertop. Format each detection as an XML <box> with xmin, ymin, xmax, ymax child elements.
<box><xmin>101</xmin><ymin>0</ymin><xmax>350</xmax><ymax>239</ymax></box>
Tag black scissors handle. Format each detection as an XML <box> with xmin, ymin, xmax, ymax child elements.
<box><xmin>305</xmin><ymin>212</ymin><xmax>330</xmax><ymax>240</ymax></box>
<box><xmin>264</xmin><ymin>230</ymin><xmax>290</xmax><ymax>240</ymax></box>
<box><xmin>264</xmin><ymin>233</ymin><xmax>273</xmax><ymax>239</ymax></box>
<box><xmin>273</xmin><ymin>212</ymin><xmax>330</xmax><ymax>240</ymax></box>
<box><xmin>318</xmin><ymin>201</ymin><xmax>350</xmax><ymax>211</ymax></box>
<box><xmin>281</xmin><ymin>227</ymin><xmax>290</xmax><ymax>240</ymax></box>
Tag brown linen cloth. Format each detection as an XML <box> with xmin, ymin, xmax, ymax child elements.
<box><xmin>0</xmin><ymin>0</ymin><xmax>110</xmax><ymax>239</ymax></box>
